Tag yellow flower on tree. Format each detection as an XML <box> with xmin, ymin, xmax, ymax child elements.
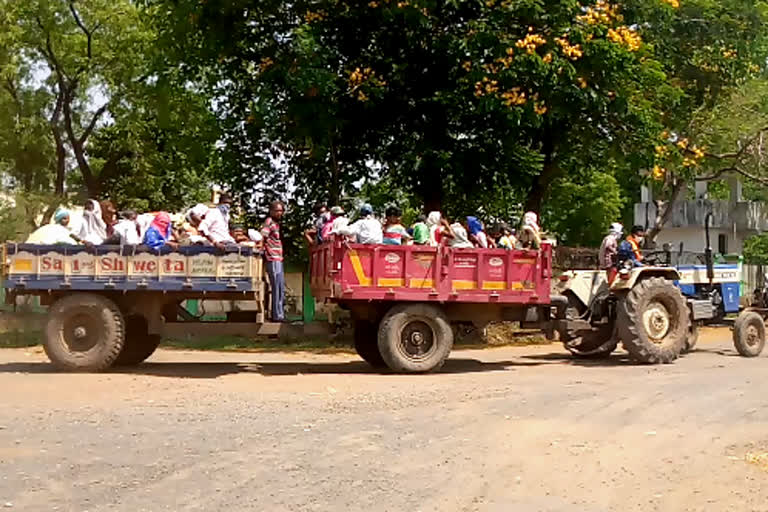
<box><xmin>652</xmin><ymin>165</ymin><xmax>666</xmax><ymax>180</ymax></box>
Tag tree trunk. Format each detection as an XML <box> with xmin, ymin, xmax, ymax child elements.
<box><xmin>419</xmin><ymin>154</ymin><xmax>443</xmax><ymax>213</ymax></box>
<box><xmin>646</xmin><ymin>179</ymin><xmax>687</xmax><ymax>244</ymax></box>
<box><xmin>524</xmin><ymin>131</ymin><xmax>559</xmax><ymax>214</ymax></box>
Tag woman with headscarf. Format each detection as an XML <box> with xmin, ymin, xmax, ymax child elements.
<box><xmin>426</xmin><ymin>211</ymin><xmax>454</xmax><ymax>247</ymax></box>
<box><xmin>76</xmin><ymin>199</ymin><xmax>108</xmax><ymax>245</ymax></box>
<box><xmin>466</xmin><ymin>216</ymin><xmax>489</xmax><ymax>248</ymax></box>
<box><xmin>143</xmin><ymin>212</ymin><xmax>177</xmax><ymax>250</ymax></box>
<box><xmin>519</xmin><ymin>211</ymin><xmax>542</xmax><ymax>250</ymax></box>
<box><xmin>26</xmin><ymin>209</ymin><xmax>79</xmax><ymax>245</ymax></box>
<box><xmin>449</xmin><ymin>222</ymin><xmax>474</xmax><ymax>249</ymax></box>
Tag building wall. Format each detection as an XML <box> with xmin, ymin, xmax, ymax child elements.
<box><xmin>653</xmin><ymin>227</ymin><xmax>744</xmax><ymax>255</ymax></box>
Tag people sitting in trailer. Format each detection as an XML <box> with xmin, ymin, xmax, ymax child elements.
<box><xmin>426</xmin><ymin>211</ymin><xmax>454</xmax><ymax>247</ymax></box>
<box><xmin>304</xmin><ymin>203</ymin><xmax>328</xmax><ymax>246</ymax></box>
<box><xmin>231</xmin><ymin>224</ymin><xmax>264</xmax><ymax>249</ymax></box>
<box><xmin>449</xmin><ymin>221</ymin><xmax>474</xmax><ymax>248</ymax></box>
<box><xmin>187</xmin><ymin>203</ymin><xmax>235</xmax><ymax>246</ymax></box>
<box><xmin>143</xmin><ymin>212</ymin><xmax>177</xmax><ymax>250</ymax></box>
<box><xmin>100</xmin><ymin>200</ymin><xmax>119</xmax><ymax>243</ymax></box>
<box><xmin>466</xmin><ymin>216</ymin><xmax>489</xmax><ymax>248</ymax></box>
<box><xmin>26</xmin><ymin>209</ymin><xmax>79</xmax><ymax>245</ymax></box>
<box><xmin>322</xmin><ymin>206</ymin><xmax>346</xmax><ymax>241</ymax></box>
<box><xmin>382</xmin><ymin>206</ymin><xmax>412</xmax><ymax>245</ymax></box>
<box><xmin>113</xmin><ymin>210</ymin><xmax>142</xmax><ymax>246</ymax></box>
<box><xmin>519</xmin><ymin>211</ymin><xmax>542</xmax><ymax>250</ymax></box>
<box><xmin>339</xmin><ymin>203</ymin><xmax>383</xmax><ymax>244</ymax></box>
<box><xmin>76</xmin><ymin>199</ymin><xmax>108</xmax><ymax>245</ymax></box>
<box><xmin>217</xmin><ymin>192</ymin><xmax>233</xmax><ymax>228</ymax></box>
<box><xmin>618</xmin><ymin>225</ymin><xmax>645</xmax><ymax>267</ymax></box>
<box><xmin>411</xmin><ymin>215</ymin><xmax>429</xmax><ymax>245</ymax></box>
<box><xmin>490</xmin><ymin>223</ymin><xmax>515</xmax><ymax>250</ymax></box>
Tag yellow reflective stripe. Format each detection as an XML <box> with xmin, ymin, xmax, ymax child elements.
<box><xmin>11</xmin><ymin>259</ymin><xmax>33</xmax><ymax>273</ymax></box>
<box><xmin>377</xmin><ymin>278</ymin><xmax>404</xmax><ymax>287</ymax></box>
<box><xmin>482</xmin><ymin>281</ymin><xmax>507</xmax><ymax>290</ymax></box>
<box><xmin>409</xmin><ymin>278</ymin><xmax>434</xmax><ymax>288</ymax></box>
<box><xmin>348</xmin><ymin>250</ymin><xmax>371</xmax><ymax>286</ymax></box>
<box><xmin>452</xmin><ymin>280</ymin><xmax>477</xmax><ymax>290</ymax></box>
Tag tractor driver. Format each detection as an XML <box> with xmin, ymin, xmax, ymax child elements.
<box><xmin>618</xmin><ymin>225</ymin><xmax>645</xmax><ymax>267</ymax></box>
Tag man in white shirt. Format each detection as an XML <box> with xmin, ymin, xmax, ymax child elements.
<box><xmin>339</xmin><ymin>204</ymin><xmax>383</xmax><ymax>244</ymax></box>
<box><xmin>188</xmin><ymin>203</ymin><xmax>235</xmax><ymax>247</ymax></box>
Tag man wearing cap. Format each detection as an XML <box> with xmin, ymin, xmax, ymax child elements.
<box><xmin>339</xmin><ymin>204</ymin><xmax>383</xmax><ymax>244</ymax></box>
<box><xmin>599</xmin><ymin>222</ymin><xmax>623</xmax><ymax>283</ymax></box>
<box><xmin>618</xmin><ymin>225</ymin><xmax>646</xmax><ymax>268</ymax></box>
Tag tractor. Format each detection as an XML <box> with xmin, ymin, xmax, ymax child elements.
<box><xmin>553</xmin><ymin>216</ymin><xmax>723</xmax><ymax>363</ymax></box>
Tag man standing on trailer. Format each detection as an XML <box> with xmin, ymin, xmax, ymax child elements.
<box><xmin>599</xmin><ymin>223</ymin><xmax>623</xmax><ymax>283</ymax></box>
<box><xmin>262</xmin><ymin>201</ymin><xmax>286</xmax><ymax>322</ymax></box>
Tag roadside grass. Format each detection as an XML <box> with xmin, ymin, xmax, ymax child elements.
<box><xmin>0</xmin><ymin>330</ymin><xmax>43</xmax><ymax>348</ymax></box>
<box><xmin>0</xmin><ymin>323</ymin><xmax>552</xmax><ymax>352</ymax></box>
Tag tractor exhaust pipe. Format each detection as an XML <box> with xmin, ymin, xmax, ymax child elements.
<box><xmin>704</xmin><ymin>212</ymin><xmax>714</xmax><ymax>286</ymax></box>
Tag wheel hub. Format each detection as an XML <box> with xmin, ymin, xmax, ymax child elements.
<box><xmin>642</xmin><ymin>301</ymin><xmax>671</xmax><ymax>342</ymax></box>
<box><xmin>62</xmin><ymin>312</ymin><xmax>102</xmax><ymax>353</ymax></box>
<box><xmin>399</xmin><ymin>321</ymin><xmax>435</xmax><ymax>360</ymax></box>
<box><xmin>746</xmin><ymin>325</ymin><xmax>760</xmax><ymax>347</ymax></box>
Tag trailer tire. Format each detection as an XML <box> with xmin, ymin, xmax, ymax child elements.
<box><xmin>44</xmin><ymin>293</ymin><xmax>125</xmax><ymax>372</ymax></box>
<box><xmin>377</xmin><ymin>304</ymin><xmax>453</xmax><ymax>373</ymax></box>
<box><xmin>733</xmin><ymin>311</ymin><xmax>766</xmax><ymax>357</ymax></box>
<box><xmin>617</xmin><ymin>277</ymin><xmax>688</xmax><ymax>364</ymax></box>
<box><xmin>353</xmin><ymin>320</ymin><xmax>386</xmax><ymax>368</ymax></box>
<box><xmin>682</xmin><ymin>323</ymin><xmax>699</xmax><ymax>354</ymax></box>
<box><xmin>112</xmin><ymin>315</ymin><xmax>161</xmax><ymax>366</ymax></box>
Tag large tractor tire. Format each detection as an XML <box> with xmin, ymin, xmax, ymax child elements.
<box><xmin>353</xmin><ymin>319</ymin><xmax>386</xmax><ymax>368</ymax></box>
<box><xmin>733</xmin><ymin>311</ymin><xmax>766</xmax><ymax>357</ymax></box>
<box><xmin>44</xmin><ymin>293</ymin><xmax>125</xmax><ymax>372</ymax></box>
<box><xmin>617</xmin><ymin>277</ymin><xmax>689</xmax><ymax>364</ymax></box>
<box><xmin>112</xmin><ymin>315</ymin><xmax>162</xmax><ymax>366</ymax></box>
<box><xmin>377</xmin><ymin>303</ymin><xmax>453</xmax><ymax>373</ymax></box>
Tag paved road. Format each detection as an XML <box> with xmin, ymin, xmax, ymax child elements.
<box><xmin>1</xmin><ymin>328</ymin><xmax>767</xmax><ymax>512</ymax></box>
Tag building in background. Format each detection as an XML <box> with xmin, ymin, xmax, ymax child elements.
<box><xmin>635</xmin><ymin>177</ymin><xmax>768</xmax><ymax>255</ymax></box>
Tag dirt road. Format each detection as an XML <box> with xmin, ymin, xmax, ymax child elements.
<box><xmin>1</xmin><ymin>327</ymin><xmax>767</xmax><ymax>511</ymax></box>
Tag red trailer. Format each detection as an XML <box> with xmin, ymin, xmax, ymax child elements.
<box><xmin>310</xmin><ymin>238</ymin><xmax>563</xmax><ymax>372</ymax></box>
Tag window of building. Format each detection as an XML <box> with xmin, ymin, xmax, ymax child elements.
<box><xmin>718</xmin><ymin>234</ymin><xmax>728</xmax><ymax>255</ymax></box>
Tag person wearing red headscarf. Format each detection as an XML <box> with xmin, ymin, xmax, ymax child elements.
<box><xmin>142</xmin><ymin>212</ymin><xmax>177</xmax><ymax>250</ymax></box>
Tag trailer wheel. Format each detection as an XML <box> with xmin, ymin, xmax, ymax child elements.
<box><xmin>377</xmin><ymin>304</ymin><xmax>453</xmax><ymax>373</ymax></box>
<box><xmin>353</xmin><ymin>320</ymin><xmax>386</xmax><ymax>368</ymax></box>
<box><xmin>733</xmin><ymin>311</ymin><xmax>766</xmax><ymax>357</ymax></box>
<box><xmin>617</xmin><ymin>277</ymin><xmax>688</xmax><ymax>364</ymax></box>
<box><xmin>44</xmin><ymin>294</ymin><xmax>125</xmax><ymax>372</ymax></box>
<box><xmin>112</xmin><ymin>315</ymin><xmax>161</xmax><ymax>366</ymax></box>
<box><xmin>682</xmin><ymin>323</ymin><xmax>699</xmax><ymax>354</ymax></box>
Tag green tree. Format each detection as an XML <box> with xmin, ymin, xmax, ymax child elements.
<box><xmin>0</xmin><ymin>0</ymin><xmax>219</xmax><ymax>212</ymax></box>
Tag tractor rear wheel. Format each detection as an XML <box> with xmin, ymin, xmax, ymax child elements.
<box><xmin>733</xmin><ymin>311</ymin><xmax>766</xmax><ymax>357</ymax></box>
<box><xmin>617</xmin><ymin>277</ymin><xmax>689</xmax><ymax>364</ymax></box>
<box><xmin>378</xmin><ymin>304</ymin><xmax>453</xmax><ymax>373</ymax></box>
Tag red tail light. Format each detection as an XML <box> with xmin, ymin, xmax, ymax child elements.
<box><xmin>559</xmin><ymin>275</ymin><xmax>570</xmax><ymax>282</ymax></box>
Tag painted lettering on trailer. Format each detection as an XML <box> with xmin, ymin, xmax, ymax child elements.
<box><xmin>70</xmin><ymin>256</ymin><xmax>96</xmax><ymax>275</ymax></box>
<box><xmin>163</xmin><ymin>259</ymin><xmax>186</xmax><ymax>274</ymax></box>
<box><xmin>100</xmin><ymin>256</ymin><xmax>126</xmax><ymax>273</ymax></box>
<box><xmin>131</xmin><ymin>260</ymin><xmax>158</xmax><ymax>274</ymax></box>
<box><xmin>40</xmin><ymin>255</ymin><xmax>64</xmax><ymax>273</ymax></box>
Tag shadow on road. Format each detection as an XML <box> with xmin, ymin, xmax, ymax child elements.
<box><xmin>0</xmin><ymin>356</ymin><xmax>560</xmax><ymax>378</ymax></box>
<box><xmin>520</xmin><ymin>352</ymin><xmax>635</xmax><ymax>367</ymax></box>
